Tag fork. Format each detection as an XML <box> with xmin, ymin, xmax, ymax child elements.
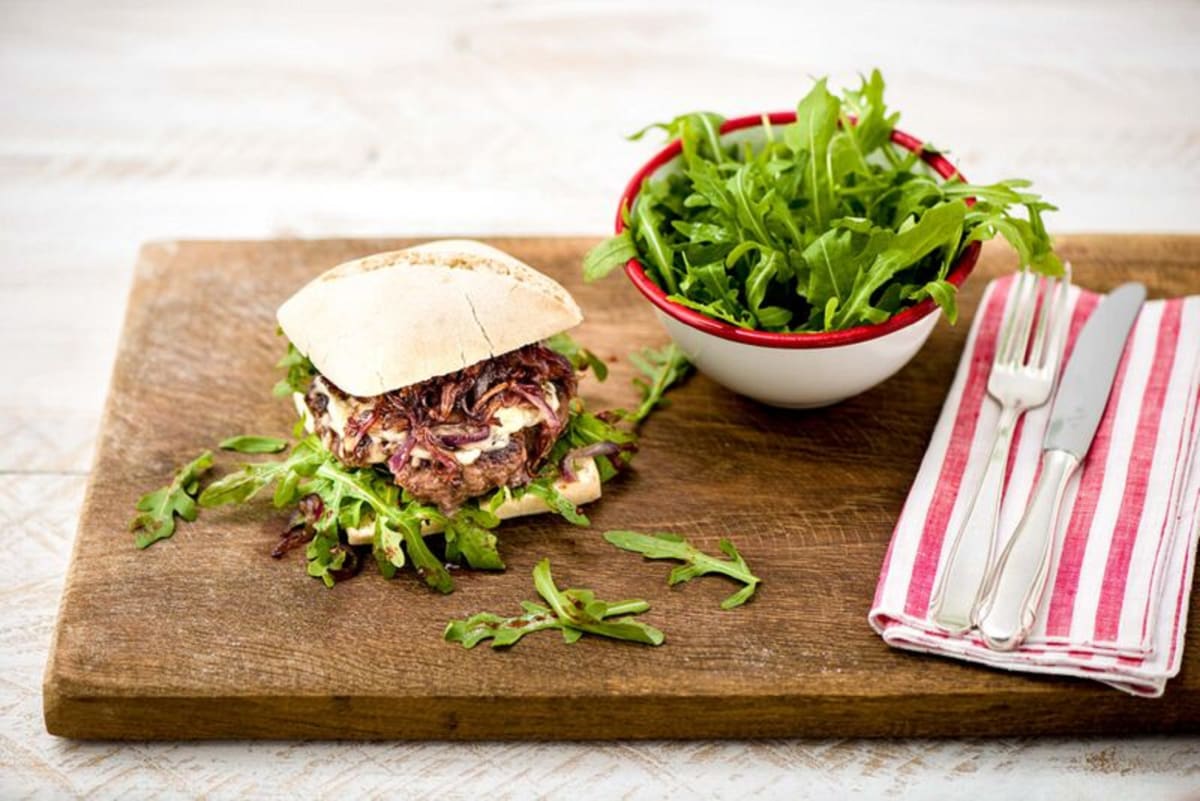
<box><xmin>929</xmin><ymin>266</ymin><xmax>1072</xmax><ymax>633</ymax></box>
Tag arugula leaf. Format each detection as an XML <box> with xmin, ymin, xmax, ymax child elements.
<box><xmin>802</xmin><ymin>226</ymin><xmax>890</xmax><ymax>329</ymax></box>
<box><xmin>522</xmin><ymin>478</ymin><xmax>591</xmax><ymax>526</ymax></box>
<box><xmin>310</xmin><ymin>457</ymin><xmax>454</xmax><ymax>593</ymax></box>
<box><xmin>443</xmin><ymin>603</ymin><xmax>566</xmax><ymax>648</ymax></box>
<box><xmin>398</xmin><ymin>516</ymin><xmax>453</xmax><ymax>593</ymax></box>
<box><xmin>630</xmin><ymin>111</ymin><xmax>726</xmax><ymax>163</ymax></box>
<box><xmin>371</xmin><ymin>520</ymin><xmax>399</xmax><ymax>580</ymax></box>
<box><xmin>603</xmin><ymin>530</ymin><xmax>761</xmax><ymax>609</ymax></box>
<box><xmin>444</xmin><ymin>558</ymin><xmax>664</xmax><ymax>649</ymax></box>
<box><xmin>531</xmin><ymin>558</ymin><xmax>664</xmax><ymax>644</ymax></box>
<box><xmin>198</xmin><ymin>437</ymin><xmax>324</xmax><ymax>508</ymax></box>
<box><xmin>129</xmin><ymin>451</ymin><xmax>214</xmax><ymax>549</ymax></box>
<box><xmin>626</xmin><ymin>343</ymin><xmax>691</xmax><ymax>425</ymax></box>
<box><xmin>630</xmin><ymin>181</ymin><xmax>680</xmax><ymax>295</ymax></box>
<box><xmin>443</xmin><ymin>506</ymin><xmax>505</xmax><ymax>570</ymax></box>
<box><xmin>273</xmin><ymin>338</ymin><xmax>316</xmax><ymax>398</ymax></box>
<box><xmin>199</xmin><ymin>435</ymin><xmax>455</xmax><ymax>592</ymax></box>
<box><xmin>786</xmin><ymin>76</ymin><xmax>840</xmax><ymax>231</ymax></box>
<box><xmin>830</xmin><ymin>199</ymin><xmax>966</xmax><ymax>328</ymax></box>
<box><xmin>305</xmin><ymin>528</ymin><xmax>348</xmax><ymax>588</ymax></box>
<box><xmin>585</xmin><ymin>71</ymin><xmax>1060</xmax><ymax>332</ymax></box>
<box><xmin>911</xmin><ymin>278</ymin><xmax>959</xmax><ymax>325</ymax></box>
<box><xmin>840</xmin><ymin>68</ymin><xmax>898</xmax><ymax>158</ymax></box>
<box><xmin>559</xmin><ymin>404</ymin><xmax>638</xmax><ymax>481</ymax></box>
<box><xmin>373</xmin><ymin>516</ymin><xmax>404</xmax><ymax>566</ymax></box>
<box><xmin>582</xmin><ymin>231</ymin><xmax>638</xmax><ymax>282</ymax></box>
<box><xmin>544</xmin><ymin>332</ymin><xmax>608</xmax><ymax>381</ymax></box>
<box><xmin>219</xmin><ymin>435</ymin><xmax>288</xmax><ymax>454</ymax></box>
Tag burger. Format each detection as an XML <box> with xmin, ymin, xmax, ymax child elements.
<box><xmin>274</xmin><ymin>239</ymin><xmax>626</xmax><ymax>547</ymax></box>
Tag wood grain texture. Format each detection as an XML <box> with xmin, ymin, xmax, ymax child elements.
<box><xmin>41</xmin><ymin>234</ymin><xmax>1200</xmax><ymax>741</ymax></box>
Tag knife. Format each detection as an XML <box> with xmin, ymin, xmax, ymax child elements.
<box><xmin>973</xmin><ymin>282</ymin><xmax>1146</xmax><ymax>651</ymax></box>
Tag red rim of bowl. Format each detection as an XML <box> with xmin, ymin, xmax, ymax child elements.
<box><xmin>617</xmin><ymin>111</ymin><xmax>981</xmax><ymax>349</ymax></box>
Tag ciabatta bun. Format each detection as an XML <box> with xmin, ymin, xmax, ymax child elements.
<box><xmin>277</xmin><ymin>240</ymin><xmax>583</xmax><ymax>397</ymax></box>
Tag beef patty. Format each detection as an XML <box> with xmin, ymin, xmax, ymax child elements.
<box><xmin>304</xmin><ymin>343</ymin><xmax>576</xmax><ymax>511</ymax></box>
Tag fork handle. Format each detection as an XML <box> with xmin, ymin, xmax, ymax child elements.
<box><xmin>929</xmin><ymin>404</ymin><xmax>1020</xmax><ymax>633</ymax></box>
<box><xmin>974</xmin><ymin>448</ymin><xmax>1079</xmax><ymax>651</ymax></box>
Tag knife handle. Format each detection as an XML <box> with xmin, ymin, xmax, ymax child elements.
<box><xmin>930</xmin><ymin>404</ymin><xmax>1020</xmax><ymax>633</ymax></box>
<box><xmin>974</xmin><ymin>448</ymin><xmax>1080</xmax><ymax>651</ymax></box>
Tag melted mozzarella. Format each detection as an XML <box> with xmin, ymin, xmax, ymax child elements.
<box><xmin>322</xmin><ymin>390</ymin><xmax>355</xmax><ymax>435</ymax></box>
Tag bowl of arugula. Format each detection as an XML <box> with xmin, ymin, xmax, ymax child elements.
<box><xmin>584</xmin><ymin>71</ymin><xmax>1062</xmax><ymax>408</ymax></box>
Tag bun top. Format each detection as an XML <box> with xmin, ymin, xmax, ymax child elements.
<box><xmin>276</xmin><ymin>240</ymin><xmax>583</xmax><ymax>397</ymax></box>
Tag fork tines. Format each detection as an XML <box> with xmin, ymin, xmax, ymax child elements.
<box><xmin>996</xmin><ymin>266</ymin><xmax>1072</xmax><ymax>373</ymax></box>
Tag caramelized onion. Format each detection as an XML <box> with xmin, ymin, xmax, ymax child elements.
<box><xmin>559</xmin><ymin>441</ymin><xmax>636</xmax><ymax>481</ymax></box>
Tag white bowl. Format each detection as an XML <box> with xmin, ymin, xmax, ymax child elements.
<box><xmin>617</xmin><ymin>111</ymin><xmax>980</xmax><ymax>408</ymax></box>
<box><xmin>653</xmin><ymin>306</ymin><xmax>944</xmax><ymax>408</ymax></box>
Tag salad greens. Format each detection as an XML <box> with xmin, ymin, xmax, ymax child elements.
<box><xmin>218</xmin><ymin>435</ymin><xmax>288</xmax><ymax>454</ymax></box>
<box><xmin>603</xmin><ymin>530</ymin><xmax>761</xmax><ymax>609</ymax></box>
<box><xmin>444</xmin><ymin>558</ymin><xmax>664</xmax><ymax>648</ymax></box>
<box><xmin>273</xmin><ymin>339</ymin><xmax>316</xmax><ymax>398</ymax></box>
<box><xmin>546</xmin><ymin>335</ymin><xmax>691</xmax><ymax>427</ymax></box>
<box><xmin>129</xmin><ymin>451</ymin><xmax>213</xmax><ymax>549</ymax></box>
<box><xmin>584</xmin><ymin>70</ymin><xmax>1062</xmax><ymax>332</ymax></box>
<box><xmin>545</xmin><ymin>331</ymin><xmax>608</xmax><ymax>381</ymax></box>
<box><xmin>625</xmin><ymin>343</ymin><xmax>690</xmax><ymax>425</ymax></box>
<box><xmin>199</xmin><ymin>434</ymin><xmax>500</xmax><ymax>592</ymax></box>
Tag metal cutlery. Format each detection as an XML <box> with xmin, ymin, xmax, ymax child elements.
<box><xmin>930</xmin><ymin>268</ymin><xmax>1072</xmax><ymax>633</ymax></box>
<box><xmin>974</xmin><ymin>282</ymin><xmax>1146</xmax><ymax>651</ymax></box>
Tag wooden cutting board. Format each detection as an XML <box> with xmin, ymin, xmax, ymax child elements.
<box><xmin>43</xmin><ymin>235</ymin><xmax>1200</xmax><ymax>740</ymax></box>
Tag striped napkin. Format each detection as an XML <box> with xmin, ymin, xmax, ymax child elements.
<box><xmin>869</xmin><ymin>275</ymin><xmax>1200</xmax><ymax>696</ymax></box>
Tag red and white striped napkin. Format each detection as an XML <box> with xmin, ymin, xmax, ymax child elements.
<box><xmin>869</xmin><ymin>275</ymin><xmax>1200</xmax><ymax>696</ymax></box>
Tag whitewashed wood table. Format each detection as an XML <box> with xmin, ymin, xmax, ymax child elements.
<box><xmin>3</xmin><ymin>1</ymin><xmax>1199</xmax><ymax>797</ymax></box>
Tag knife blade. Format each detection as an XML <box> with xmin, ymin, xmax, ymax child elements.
<box><xmin>1044</xmin><ymin>283</ymin><xmax>1148</xmax><ymax>457</ymax></box>
<box><xmin>974</xmin><ymin>282</ymin><xmax>1146</xmax><ymax>650</ymax></box>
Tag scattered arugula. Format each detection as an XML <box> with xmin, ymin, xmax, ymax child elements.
<box><xmin>584</xmin><ymin>70</ymin><xmax>1061</xmax><ymax>332</ymax></box>
<box><xmin>545</xmin><ymin>332</ymin><xmax>609</xmax><ymax>381</ymax></box>
<box><xmin>603</xmin><ymin>530</ymin><xmax>761</xmax><ymax>609</ymax></box>
<box><xmin>129</xmin><ymin>451</ymin><xmax>214</xmax><ymax>549</ymax></box>
<box><xmin>625</xmin><ymin>343</ymin><xmax>690</xmax><ymax>425</ymax></box>
<box><xmin>444</xmin><ymin>558</ymin><xmax>664</xmax><ymax>648</ymax></box>
<box><xmin>544</xmin><ymin>332</ymin><xmax>691</xmax><ymax>426</ymax></box>
<box><xmin>219</xmin><ymin>435</ymin><xmax>288</xmax><ymax>454</ymax></box>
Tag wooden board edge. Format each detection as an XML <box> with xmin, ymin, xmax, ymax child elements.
<box><xmin>42</xmin><ymin>689</ymin><xmax>1200</xmax><ymax>740</ymax></box>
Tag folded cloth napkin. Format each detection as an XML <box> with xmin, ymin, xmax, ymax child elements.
<box><xmin>869</xmin><ymin>275</ymin><xmax>1200</xmax><ymax>696</ymax></box>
